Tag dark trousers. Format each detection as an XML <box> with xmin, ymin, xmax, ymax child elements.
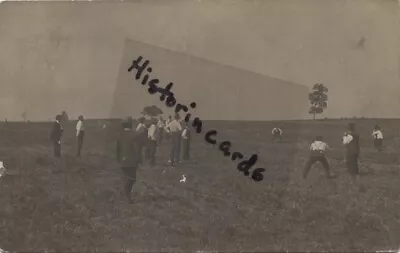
<box><xmin>53</xmin><ymin>141</ymin><xmax>61</xmax><ymax>158</ymax></box>
<box><xmin>165</xmin><ymin>131</ymin><xmax>171</xmax><ymax>140</ymax></box>
<box><xmin>157</xmin><ymin>129</ymin><xmax>164</xmax><ymax>145</ymax></box>
<box><xmin>137</xmin><ymin>140</ymin><xmax>145</xmax><ymax>164</ymax></box>
<box><xmin>77</xmin><ymin>131</ymin><xmax>84</xmax><ymax>157</ymax></box>
<box><xmin>144</xmin><ymin>140</ymin><xmax>151</xmax><ymax>160</ymax></box>
<box><xmin>121</xmin><ymin>166</ymin><xmax>137</xmax><ymax>202</ymax></box>
<box><xmin>303</xmin><ymin>153</ymin><xmax>331</xmax><ymax>179</ymax></box>
<box><xmin>170</xmin><ymin>132</ymin><xmax>181</xmax><ymax>164</ymax></box>
<box><xmin>374</xmin><ymin>139</ymin><xmax>383</xmax><ymax>151</ymax></box>
<box><xmin>346</xmin><ymin>154</ymin><xmax>359</xmax><ymax>176</ymax></box>
<box><xmin>147</xmin><ymin>139</ymin><xmax>157</xmax><ymax>166</ymax></box>
<box><xmin>182</xmin><ymin>138</ymin><xmax>191</xmax><ymax>160</ymax></box>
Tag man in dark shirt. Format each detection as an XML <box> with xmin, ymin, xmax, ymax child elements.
<box><xmin>50</xmin><ymin>114</ymin><xmax>64</xmax><ymax>158</ymax></box>
<box><xmin>343</xmin><ymin>123</ymin><xmax>360</xmax><ymax>180</ymax></box>
<box><xmin>116</xmin><ymin>117</ymin><xmax>141</xmax><ymax>203</ymax></box>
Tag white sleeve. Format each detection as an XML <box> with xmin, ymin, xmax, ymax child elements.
<box><xmin>343</xmin><ymin>135</ymin><xmax>353</xmax><ymax>144</ymax></box>
<box><xmin>76</xmin><ymin>122</ymin><xmax>81</xmax><ymax>135</ymax></box>
<box><xmin>182</xmin><ymin>129</ymin><xmax>187</xmax><ymax>137</ymax></box>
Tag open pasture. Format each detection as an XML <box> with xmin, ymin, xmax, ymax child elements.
<box><xmin>0</xmin><ymin>119</ymin><xmax>399</xmax><ymax>252</ymax></box>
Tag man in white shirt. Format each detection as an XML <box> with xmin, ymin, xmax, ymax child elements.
<box><xmin>147</xmin><ymin>118</ymin><xmax>159</xmax><ymax>166</ymax></box>
<box><xmin>372</xmin><ymin>125</ymin><xmax>383</xmax><ymax>152</ymax></box>
<box><xmin>164</xmin><ymin>115</ymin><xmax>172</xmax><ymax>140</ymax></box>
<box><xmin>76</xmin><ymin>115</ymin><xmax>85</xmax><ymax>157</ymax></box>
<box><xmin>166</xmin><ymin>114</ymin><xmax>183</xmax><ymax>166</ymax></box>
<box><xmin>303</xmin><ymin>136</ymin><xmax>333</xmax><ymax>179</ymax></box>
<box><xmin>135</xmin><ymin>117</ymin><xmax>147</xmax><ymax>133</ymax></box>
<box><xmin>181</xmin><ymin>122</ymin><xmax>191</xmax><ymax>160</ymax></box>
<box><xmin>272</xmin><ymin>127</ymin><xmax>283</xmax><ymax>142</ymax></box>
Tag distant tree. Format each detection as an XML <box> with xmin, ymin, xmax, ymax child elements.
<box><xmin>21</xmin><ymin>111</ymin><xmax>27</xmax><ymax>122</ymax></box>
<box><xmin>142</xmin><ymin>105</ymin><xmax>163</xmax><ymax>117</ymax></box>
<box><xmin>308</xmin><ymin>83</ymin><xmax>328</xmax><ymax>120</ymax></box>
<box><xmin>61</xmin><ymin>111</ymin><xmax>69</xmax><ymax>123</ymax></box>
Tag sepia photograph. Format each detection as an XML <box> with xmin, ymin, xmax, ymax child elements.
<box><xmin>0</xmin><ymin>0</ymin><xmax>399</xmax><ymax>251</ymax></box>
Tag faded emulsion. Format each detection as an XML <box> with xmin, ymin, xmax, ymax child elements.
<box><xmin>128</xmin><ymin>55</ymin><xmax>265</xmax><ymax>182</ymax></box>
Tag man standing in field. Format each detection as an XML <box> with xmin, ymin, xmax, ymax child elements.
<box><xmin>164</xmin><ymin>115</ymin><xmax>172</xmax><ymax>141</ymax></box>
<box><xmin>181</xmin><ymin>122</ymin><xmax>192</xmax><ymax>161</ymax></box>
<box><xmin>157</xmin><ymin>116</ymin><xmax>165</xmax><ymax>145</ymax></box>
<box><xmin>135</xmin><ymin>117</ymin><xmax>147</xmax><ymax>165</ymax></box>
<box><xmin>76</xmin><ymin>115</ymin><xmax>85</xmax><ymax>157</ymax></box>
<box><xmin>372</xmin><ymin>125</ymin><xmax>383</xmax><ymax>152</ymax></box>
<box><xmin>303</xmin><ymin>136</ymin><xmax>333</xmax><ymax>179</ymax></box>
<box><xmin>50</xmin><ymin>114</ymin><xmax>64</xmax><ymax>158</ymax></box>
<box><xmin>343</xmin><ymin>123</ymin><xmax>360</xmax><ymax>181</ymax></box>
<box><xmin>166</xmin><ymin>113</ymin><xmax>183</xmax><ymax>166</ymax></box>
<box><xmin>116</xmin><ymin>117</ymin><xmax>141</xmax><ymax>203</ymax></box>
<box><xmin>147</xmin><ymin>118</ymin><xmax>159</xmax><ymax>166</ymax></box>
<box><xmin>272</xmin><ymin>127</ymin><xmax>283</xmax><ymax>142</ymax></box>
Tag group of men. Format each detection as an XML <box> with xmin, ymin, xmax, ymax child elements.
<box><xmin>116</xmin><ymin>113</ymin><xmax>192</xmax><ymax>203</ymax></box>
<box><xmin>50</xmin><ymin>114</ymin><xmax>85</xmax><ymax>158</ymax></box>
<box><xmin>130</xmin><ymin>113</ymin><xmax>192</xmax><ymax>167</ymax></box>
<box><xmin>49</xmin><ymin>112</ymin><xmax>192</xmax><ymax>203</ymax></box>
<box><xmin>300</xmin><ymin>123</ymin><xmax>384</xmax><ymax>183</ymax></box>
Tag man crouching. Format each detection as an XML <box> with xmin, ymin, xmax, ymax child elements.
<box><xmin>116</xmin><ymin>116</ymin><xmax>141</xmax><ymax>203</ymax></box>
<box><xmin>303</xmin><ymin>136</ymin><xmax>334</xmax><ymax>179</ymax></box>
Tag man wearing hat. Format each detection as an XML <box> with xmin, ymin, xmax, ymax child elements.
<box><xmin>50</xmin><ymin>114</ymin><xmax>64</xmax><ymax>158</ymax></box>
<box><xmin>343</xmin><ymin>123</ymin><xmax>360</xmax><ymax>180</ymax></box>
<box><xmin>116</xmin><ymin>116</ymin><xmax>141</xmax><ymax>203</ymax></box>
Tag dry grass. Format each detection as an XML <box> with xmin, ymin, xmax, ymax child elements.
<box><xmin>0</xmin><ymin>119</ymin><xmax>399</xmax><ymax>252</ymax></box>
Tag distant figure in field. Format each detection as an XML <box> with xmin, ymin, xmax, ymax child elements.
<box><xmin>303</xmin><ymin>136</ymin><xmax>333</xmax><ymax>179</ymax></box>
<box><xmin>147</xmin><ymin>118</ymin><xmax>159</xmax><ymax>166</ymax></box>
<box><xmin>135</xmin><ymin>117</ymin><xmax>147</xmax><ymax>165</ymax></box>
<box><xmin>157</xmin><ymin>116</ymin><xmax>165</xmax><ymax>145</ymax></box>
<box><xmin>166</xmin><ymin>113</ymin><xmax>183</xmax><ymax>166</ymax></box>
<box><xmin>50</xmin><ymin>114</ymin><xmax>64</xmax><ymax>158</ymax></box>
<box><xmin>272</xmin><ymin>127</ymin><xmax>283</xmax><ymax>142</ymax></box>
<box><xmin>372</xmin><ymin>125</ymin><xmax>383</xmax><ymax>152</ymax></box>
<box><xmin>181</xmin><ymin>122</ymin><xmax>191</xmax><ymax>161</ymax></box>
<box><xmin>343</xmin><ymin>123</ymin><xmax>360</xmax><ymax>181</ymax></box>
<box><xmin>76</xmin><ymin>115</ymin><xmax>85</xmax><ymax>157</ymax></box>
<box><xmin>4</xmin><ymin>118</ymin><xmax>7</xmax><ymax>125</ymax></box>
<box><xmin>116</xmin><ymin>117</ymin><xmax>140</xmax><ymax>203</ymax></box>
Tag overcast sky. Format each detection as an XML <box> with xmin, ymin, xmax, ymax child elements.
<box><xmin>0</xmin><ymin>0</ymin><xmax>398</xmax><ymax>121</ymax></box>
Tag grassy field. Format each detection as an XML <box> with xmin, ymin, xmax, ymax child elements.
<box><xmin>0</xmin><ymin>119</ymin><xmax>399</xmax><ymax>252</ymax></box>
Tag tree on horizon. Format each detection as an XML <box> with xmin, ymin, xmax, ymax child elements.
<box><xmin>21</xmin><ymin>111</ymin><xmax>27</xmax><ymax>122</ymax></box>
<box><xmin>142</xmin><ymin>105</ymin><xmax>163</xmax><ymax>117</ymax></box>
<box><xmin>308</xmin><ymin>83</ymin><xmax>328</xmax><ymax>120</ymax></box>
